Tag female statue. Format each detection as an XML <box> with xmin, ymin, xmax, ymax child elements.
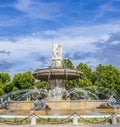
<box><xmin>52</xmin><ymin>43</ymin><xmax>62</xmax><ymax>58</ymax></box>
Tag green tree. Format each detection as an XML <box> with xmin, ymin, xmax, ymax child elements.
<box><xmin>76</xmin><ymin>63</ymin><xmax>93</xmax><ymax>88</ymax></box>
<box><xmin>0</xmin><ymin>72</ymin><xmax>10</xmax><ymax>83</ymax></box>
<box><xmin>76</xmin><ymin>63</ymin><xmax>92</xmax><ymax>79</ymax></box>
<box><xmin>36</xmin><ymin>81</ymin><xmax>50</xmax><ymax>90</ymax></box>
<box><xmin>0</xmin><ymin>72</ymin><xmax>11</xmax><ymax>95</ymax></box>
<box><xmin>63</xmin><ymin>59</ymin><xmax>75</xmax><ymax>89</ymax></box>
<box><xmin>65</xmin><ymin>80</ymin><xmax>75</xmax><ymax>90</ymax></box>
<box><xmin>3</xmin><ymin>82</ymin><xmax>14</xmax><ymax>93</ymax></box>
<box><xmin>76</xmin><ymin>77</ymin><xmax>93</xmax><ymax>88</ymax></box>
<box><xmin>12</xmin><ymin>86</ymin><xmax>19</xmax><ymax>91</ymax></box>
<box><xmin>0</xmin><ymin>87</ymin><xmax>4</xmax><ymax>96</ymax></box>
<box><xmin>94</xmin><ymin>64</ymin><xmax>120</xmax><ymax>98</ymax></box>
<box><xmin>13</xmin><ymin>71</ymin><xmax>35</xmax><ymax>89</ymax></box>
<box><xmin>63</xmin><ymin>59</ymin><xmax>74</xmax><ymax>69</ymax></box>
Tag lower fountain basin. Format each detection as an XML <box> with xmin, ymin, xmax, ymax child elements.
<box><xmin>8</xmin><ymin>100</ymin><xmax>117</xmax><ymax>115</ymax></box>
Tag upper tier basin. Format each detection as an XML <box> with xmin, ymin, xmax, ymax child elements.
<box><xmin>33</xmin><ymin>68</ymin><xmax>83</xmax><ymax>81</ymax></box>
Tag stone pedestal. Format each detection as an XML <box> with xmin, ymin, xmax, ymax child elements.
<box><xmin>73</xmin><ymin>113</ymin><xmax>78</xmax><ymax>125</ymax></box>
<box><xmin>51</xmin><ymin>58</ymin><xmax>63</xmax><ymax>68</ymax></box>
<box><xmin>30</xmin><ymin>115</ymin><xmax>36</xmax><ymax>125</ymax></box>
<box><xmin>111</xmin><ymin>114</ymin><xmax>117</xmax><ymax>124</ymax></box>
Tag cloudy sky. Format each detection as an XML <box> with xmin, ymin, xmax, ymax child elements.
<box><xmin>0</xmin><ymin>0</ymin><xmax>120</xmax><ymax>76</ymax></box>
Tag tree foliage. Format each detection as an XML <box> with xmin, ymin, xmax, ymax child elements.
<box><xmin>0</xmin><ymin>72</ymin><xmax>11</xmax><ymax>95</ymax></box>
<box><xmin>94</xmin><ymin>64</ymin><xmax>120</xmax><ymax>97</ymax></box>
<box><xmin>3</xmin><ymin>82</ymin><xmax>14</xmax><ymax>93</ymax></box>
<box><xmin>0</xmin><ymin>72</ymin><xmax>10</xmax><ymax>83</ymax></box>
<box><xmin>63</xmin><ymin>59</ymin><xmax>74</xmax><ymax>69</ymax></box>
<box><xmin>36</xmin><ymin>81</ymin><xmax>50</xmax><ymax>90</ymax></box>
<box><xmin>75</xmin><ymin>63</ymin><xmax>93</xmax><ymax>88</ymax></box>
<box><xmin>65</xmin><ymin>62</ymin><xmax>120</xmax><ymax>99</ymax></box>
<box><xmin>12</xmin><ymin>71</ymin><xmax>35</xmax><ymax>89</ymax></box>
<box><xmin>76</xmin><ymin>63</ymin><xmax>92</xmax><ymax>79</ymax></box>
<box><xmin>63</xmin><ymin>59</ymin><xmax>75</xmax><ymax>89</ymax></box>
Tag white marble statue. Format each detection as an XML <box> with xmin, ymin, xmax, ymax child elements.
<box><xmin>52</xmin><ymin>43</ymin><xmax>62</xmax><ymax>59</ymax></box>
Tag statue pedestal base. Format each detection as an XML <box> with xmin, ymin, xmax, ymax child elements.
<box><xmin>51</xmin><ymin>58</ymin><xmax>62</xmax><ymax>68</ymax></box>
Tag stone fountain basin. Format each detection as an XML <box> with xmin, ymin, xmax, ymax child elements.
<box><xmin>8</xmin><ymin>100</ymin><xmax>120</xmax><ymax>115</ymax></box>
<box><xmin>33</xmin><ymin>68</ymin><xmax>83</xmax><ymax>80</ymax></box>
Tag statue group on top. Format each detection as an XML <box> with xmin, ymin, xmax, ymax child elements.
<box><xmin>51</xmin><ymin>42</ymin><xmax>63</xmax><ymax>68</ymax></box>
<box><xmin>52</xmin><ymin>43</ymin><xmax>62</xmax><ymax>59</ymax></box>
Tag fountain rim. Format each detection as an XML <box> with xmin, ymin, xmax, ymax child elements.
<box><xmin>33</xmin><ymin>68</ymin><xmax>83</xmax><ymax>81</ymax></box>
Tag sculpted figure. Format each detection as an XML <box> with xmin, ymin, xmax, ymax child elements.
<box><xmin>52</xmin><ymin>43</ymin><xmax>62</xmax><ymax>58</ymax></box>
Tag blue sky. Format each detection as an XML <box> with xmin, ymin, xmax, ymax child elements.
<box><xmin>0</xmin><ymin>0</ymin><xmax>120</xmax><ymax>76</ymax></box>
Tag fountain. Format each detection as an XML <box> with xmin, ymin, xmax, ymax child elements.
<box><xmin>33</xmin><ymin>42</ymin><xmax>83</xmax><ymax>101</ymax></box>
<box><xmin>32</xmin><ymin>42</ymin><xmax>84</xmax><ymax>115</ymax></box>
<box><xmin>1</xmin><ymin>43</ymin><xmax>120</xmax><ymax>126</ymax></box>
<box><xmin>1</xmin><ymin>42</ymin><xmax>120</xmax><ymax>116</ymax></box>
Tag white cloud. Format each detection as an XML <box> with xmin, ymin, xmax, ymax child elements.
<box><xmin>14</xmin><ymin>0</ymin><xmax>61</xmax><ymax>20</ymax></box>
<box><xmin>0</xmin><ymin>22</ymin><xmax>120</xmax><ymax>75</ymax></box>
<box><xmin>94</xmin><ymin>1</ymin><xmax>119</xmax><ymax>20</ymax></box>
<box><xmin>0</xmin><ymin>37</ymin><xmax>52</xmax><ymax>62</ymax></box>
<box><xmin>0</xmin><ymin>16</ymin><xmax>24</xmax><ymax>27</ymax></box>
<box><xmin>42</xmin><ymin>23</ymin><xmax>120</xmax><ymax>51</ymax></box>
<box><xmin>111</xmin><ymin>41</ymin><xmax>120</xmax><ymax>45</ymax></box>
